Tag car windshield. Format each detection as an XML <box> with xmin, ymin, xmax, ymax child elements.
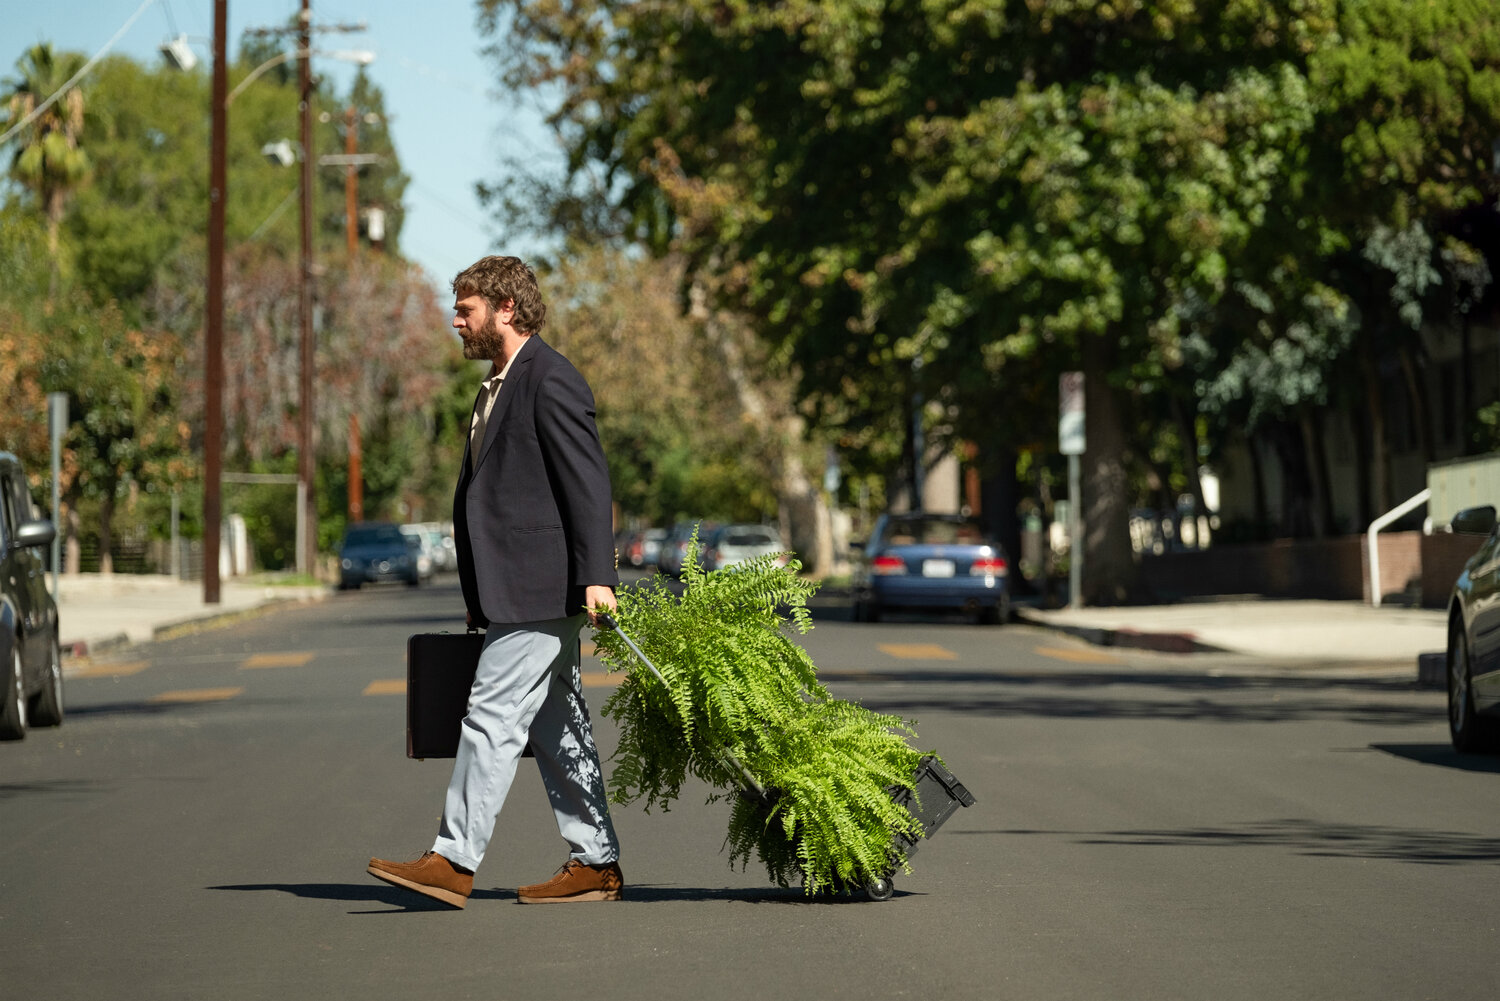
<box><xmin>882</xmin><ymin>518</ymin><xmax>986</xmax><ymax>546</ymax></box>
<box><xmin>346</xmin><ymin>524</ymin><xmax>404</xmax><ymax>546</ymax></box>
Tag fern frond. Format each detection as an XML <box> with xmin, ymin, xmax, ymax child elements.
<box><xmin>597</xmin><ymin>544</ymin><xmax>935</xmax><ymax>894</ymax></box>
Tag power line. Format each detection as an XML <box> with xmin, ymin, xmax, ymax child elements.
<box><xmin>158</xmin><ymin>0</ymin><xmax>181</xmax><ymax>38</ymax></box>
<box><xmin>0</xmin><ymin>0</ymin><xmax>157</xmax><ymax>147</ymax></box>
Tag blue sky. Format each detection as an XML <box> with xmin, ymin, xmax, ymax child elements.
<box><xmin>8</xmin><ymin>0</ymin><xmax>559</xmax><ymax>292</ymax></box>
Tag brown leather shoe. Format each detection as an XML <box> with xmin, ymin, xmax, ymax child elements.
<box><xmin>367</xmin><ymin>851</ymin><xmax>473</xmax><ymax>909</ymax></box>
<box><xmin>517</xmin><ymin>859</ymin><xmax>623</xmax><ymax>904</ymax></box>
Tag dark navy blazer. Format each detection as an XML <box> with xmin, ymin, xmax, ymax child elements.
<box><xmin>453</xmin><ymin>336</ymin><xmax>618</xmax><ymax>626</ymax></box>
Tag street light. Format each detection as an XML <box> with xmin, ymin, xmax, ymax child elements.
<box><xmin>227</xmin><ymin>47</ymin><xmax>373</xmax><ymax>104</ymax></box>
<box><xmin>159</xmin><ymin>35</ymin><xmax>197</xmax><ymax>72</ymax></box>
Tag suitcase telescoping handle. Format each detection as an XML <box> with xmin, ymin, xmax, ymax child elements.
<box><xmin>594</xmin><ymin>612</ymin><xmax>766</xmax><ymax>798</ymax></box>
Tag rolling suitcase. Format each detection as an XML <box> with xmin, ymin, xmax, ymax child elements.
<box><xmin>405</xmin><ymin>630</ymin><xmax>536</xmax><ymax>760</ymax></box>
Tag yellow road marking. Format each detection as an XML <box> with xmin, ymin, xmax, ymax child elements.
<box><xmin>877</xmin><ymin>643</ymin><xmax>957</xmax><ymax>661</ymax></box>
<box><xmin>364</xmin><ymin>679</ymin><xmax>406</xmax><ymax>696</ymax></box>
<box><xmin>581</xmin><ymin>672</ymin><xmax>618</xmax><ymax>688</ymax></box>
<box><xmin>148</xmin><ymin>687</ymin><xmax>244</xmax><ymax>704</ymax></box>
<box><xmin>70</xmin><ymin>660</ymin><xmax>149</xmax><ymax>678</ymax></box>
<box><xmin>581</xmin><ymin>641</ymin><xmax>597</xmax><ymax>657</ymax></box>
<box><xmin>1034</xmin><ymin>645</ymin><xmax>1123</xmax><ymax>664</ymax></box>
<box><xmin>242</xmin><ymin>652</ymin><xmax>315</xmax><ymax>669</ymax></box>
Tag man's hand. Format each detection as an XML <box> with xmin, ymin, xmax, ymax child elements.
<box><xmin>584</xmin><ymin>585</ymin><xmax>618</xmax><ymax>627</ymax></box>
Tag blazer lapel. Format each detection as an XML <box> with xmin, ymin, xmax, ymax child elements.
<box><xmin>472</xmin><ymin>336</ymin><xmax>538</xmax><ymax>472</ymax></box>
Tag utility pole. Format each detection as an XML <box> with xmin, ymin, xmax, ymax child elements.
<box><xmin>204</xmin><ymin>0</ymin><xmax>227</xmax><ymax>604</ymax></box>
<box><xmin>297</xmin><ymin>0</ymin><xmax>317</xmax><ymax>579</ymax></box>
<box><xmin>345</xmin><ymin>105</ymin><xmax>358</xmax><ymax>258</ymax></box>
<box><xmin>348</xmin><ymin>413</ymin><xmax>362</xmax><ymax>521</ymax></box>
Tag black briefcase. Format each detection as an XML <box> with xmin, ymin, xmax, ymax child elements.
<box><xmin>405</xmin><ymin>630</ymin><xmax>538</xmax><ymax>759</ymax></box>
<box><xmin>406</xmin><ymin>631</ymin><xmax>484</xmax><ymax>759</ymax></box>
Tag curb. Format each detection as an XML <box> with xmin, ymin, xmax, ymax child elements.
<box><xmin>1416</xmin><ymin>651</ymin><xmax>1446</xmax><ymax>690</ymax></box>
<box><xmin>1012</xmin><ymin>608</ymin><xmax>1226</xmax><ymax>654</ymax></box>
<box><xmin>60</xmin><ymin>633</ymin><xmax>131</xmax><ymax>661</ymax></box>
<box><xmin>59</xmin><ymin>590</ymin><xmax>331</xmax><ymax>661</ymax></box>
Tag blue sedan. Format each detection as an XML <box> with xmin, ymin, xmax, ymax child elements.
<box><xmin>852</xmin><ymin>513</ymin><xmax>1010</xmax><ymax>624</ymax></box>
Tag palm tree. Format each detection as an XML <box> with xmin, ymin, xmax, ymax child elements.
<box><xmin>2</xmin><ymin>43</ymin><xmax>90</xmax><ymax>290</ymax></box>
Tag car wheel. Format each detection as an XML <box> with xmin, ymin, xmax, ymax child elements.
<box><xmin>28</xmin><ymin>633</ymin><xmax>63</xmax><ymax>728</ymax></box>
<box><xmin>0</xmin><ymin>643</ymin><xmax>27</xmax><ymax>740</ymax></box>
<box><xmin>1448</xmin><ymin>615</ymin><xmax>1500</xmax><ymax>753</ymax></box>
<box><xmin>979</xmin><ymin>597</ymin><xmax>1008</xmax><ymax>626</ymax></box>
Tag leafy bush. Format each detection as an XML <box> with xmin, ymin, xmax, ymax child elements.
<box><xmin>594</xmin><ymin>536</ymin><xmax>927</xmax><ymax>894</ymax></box>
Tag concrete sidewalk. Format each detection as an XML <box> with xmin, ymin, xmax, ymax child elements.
<box><xmin>53</xmin><ymin>573</ymin><xmax>331</xmax><ymax>658</ymax></box>
<box><xmin>1015</xmin><ymin>597</ymin><xmax>1448</xmax><ymax>667</ymax></box>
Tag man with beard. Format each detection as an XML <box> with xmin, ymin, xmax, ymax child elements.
<box><xmin>367</xmin><ymin>256</ymin><xmax>623</xmax><ymax>907</ymax></box>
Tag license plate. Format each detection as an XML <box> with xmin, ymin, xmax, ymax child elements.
<box><xmin>922</xmin><ymin>559</ymin><xmax>955</xmax><ymax>578</ymax></box>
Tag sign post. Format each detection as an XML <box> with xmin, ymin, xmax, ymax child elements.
<box><xmin>1059</xmin><ymin>372</ymin><xmax>1085</xmax><ymax>608</ymax></box>
<box><xmin>47</xmin><ymin>392</ymin><xmax>67</xmax><ymax>602</ymax></box>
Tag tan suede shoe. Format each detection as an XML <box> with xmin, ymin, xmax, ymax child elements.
<box><xmin>517</xmin><ymin>859</ymin><xmax>624</xmax><ymax>903</ymax></box>
<box><xmin>367</xmin><ymin>851</ymin><xmax>473</xmax><ymax>909</ymax></box>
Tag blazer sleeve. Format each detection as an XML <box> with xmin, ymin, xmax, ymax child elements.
<box><xmin>534</xmin><ymin>361</ymin><xmax>620</xmax><ymax>589</ymax></box>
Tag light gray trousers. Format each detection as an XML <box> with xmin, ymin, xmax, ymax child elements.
<box><xmin>432</xmin><ymin>615</ymin><xmax>619</xmax><ymax>872</ymax></box>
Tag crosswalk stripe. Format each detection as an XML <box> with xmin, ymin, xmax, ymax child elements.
<box><xmin>1034</xmin><ymin>645</ymin><xmax>1123</xmax><ymax>664</ymax></box>
<box><xmin>70</xmin><ymin>660</ymin><xmax>150</xmax><ymax>678</ymax></box>
<box><xmin>877</xmin><ymin>643</ymin><xmax>957</xmax><ymax>661</ymax></box>
<box><xmin>364</xmin><ymin>679</ymin><xmax>406</xmax><ymax>696</ymax></box>
<box><xmin>242</xmin><ymin>652</ymin><xmax>316</xmax><ymax>669</ymax></box>
<box><xmin>148</xmin><ymin>687</ymin><xmax>244</xmax><ymax>704</ymax></box>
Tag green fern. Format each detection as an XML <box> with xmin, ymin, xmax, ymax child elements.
<box><xmin>595</xmin><ymin>529</ymin><xmax>928</xmax><ymax>894</ymax></box>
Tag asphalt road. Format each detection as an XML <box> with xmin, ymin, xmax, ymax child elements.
<box><xmin>2</xmin><ymin>575</ymin><xmax>1496</xmax><ymax>1001</ymax></box>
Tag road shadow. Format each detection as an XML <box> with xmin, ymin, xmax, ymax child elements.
<box><xmin>1371</xmin><ymin>743</ymin><xmax>1500</xmax><ymax>773</ymax></box>
<box><xmin>209</xmin><ymin>881</ymin><xmax>495</xmax><ymax>914</ymax></box>
<box><xmin>969</xmin><ymin>818</ymin><xmax>1500</xmax><ymax>865</ymax></box>
<box><xmin>209</xmin><ymin>881</ymin><xmax>904</xmax><ymax>908</ymax></box>
<box><xmin>0</xmin><ymin>778</ymin><xmax>110</xmax><ymax>800</ymax></box>
<box><xmin>810</xmin><ymin>663</ymin><xmax>1438</xmax><ymax>727</ymax></box>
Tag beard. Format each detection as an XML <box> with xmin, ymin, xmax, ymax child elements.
<box><xmin>461</xmin><ymin>310</ymin><xmax>505</xmax><ymax>361</ymax></box>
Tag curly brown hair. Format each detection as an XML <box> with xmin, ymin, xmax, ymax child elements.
<box><xmin>451</xmin><ymin>256</ymin><xmax>547</xmax><ymax>335</ymax></box>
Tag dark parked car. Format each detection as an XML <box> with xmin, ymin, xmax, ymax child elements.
<box><xmin>339</xmin><ymin>521</ymin><xmax>420</xmax><ymax>589</ymax></box>
<box><xmin>852</xmin><ymin>512</ymin><xmax>1010</xmax><ymax>624</ymax></box>
<box><xmin>1</xmin><ymin>452</ymin><xmax>62</xmax><ymax>740</ymax></box>
<box><xmin>1445</xmin><ymin>504</ymin><xmax>1500</xmax><ymax>752</ymax></box>
<box><xmin>657</xmin><ymin>520</ymin><xmax>717</xmax><ymax>578</ymax></box>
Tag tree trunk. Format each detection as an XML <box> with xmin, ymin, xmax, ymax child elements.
<box><xmin>46</xmin><ymin>188</ymin><xmax>63</xmax><ymax>299</ymax></box>
<box><xmin>98</xmin><ymin>490</ymin><xmax>115</xmax><ymax>575</ymax></box>
<box><xmin>1081</xmin><ymin>346</ymin><xmax>1139</xmax><ymax>605</ymax></box>
<box><xmin>1461</xmin><ymin>315</ymin><xmax>1475</xmax><ymax>455</ymax></box>
<box><xmin>1398</xmin><ymin>345</ymin><xmax>1435</xmax><ymax>465</ymax></box>
<box><xmin>688</xmin><ymin>278</ymin><xmax>833</xmax><ymax>575</ymax></box>
<box><xmin>1298</xmin><ymin>411</ymin><xmax>1330</xmax><ymax>538</ymax></box>
<box><xmin>1350</xmin><ymin>399</ymin><xmax>1373</xmax><ymax>530</ymax></box>
<box><xmin>979</xmin><ymin>447</ymin><xmax>1025</xmax><ymax>594</ymax></box>
<box><xmin>1247</xmin><ymin>431</ymin><xmax>1268</xmax><ymax>533</ymax></box>
<box><xmin>1361</xmin><ymin>351</ymin><xmax>1392</xmax><ymax>517</ymax></box>
<box><xmin>64</xmin><ymin>505</ymin><xmax>81</xmax><ymax>575</ymax></box>
<box><xmin>1170</xmin><ymin>396</ymin><xmax>1208</xmax><ymax>524</ymax></box>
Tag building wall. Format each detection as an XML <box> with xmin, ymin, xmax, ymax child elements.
<box><xmin>1214</xmin><ymin>318</ymin><xmax>1500</xmax><ymax>537</ymax></box>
